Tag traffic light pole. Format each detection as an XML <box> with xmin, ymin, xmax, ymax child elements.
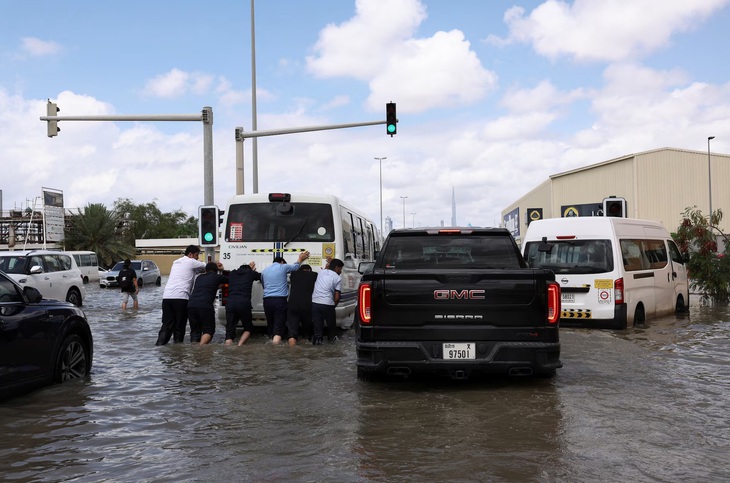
<box><xmin>41</xmin><ymin>105</ymin><xmax>217</xmax><ymax>260</ymax></box>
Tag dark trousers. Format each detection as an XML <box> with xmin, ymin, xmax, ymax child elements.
<box><xmin>157</xmin><ymin>298</ymin><xmax>189</xmax><ymax>345</ymax></box>
<box><xmin>312</xmin><ymin>302</ymin><xmax>336</xmax><ymax>340</ymax></box>
<box><xmin>225</xmin><ymin>300</ymin><xmax>254</xmax><ymax>340</ymax></box>
<box><xmin>286</xmin><ymin>304</ymin><xmax>313</xmax><ymax>340</ymax></box>
<box><xmin>263</xmin><ymin>296</ymin><xmax>287</xmax><ymax>338</ymax></box>
<box><xmin>188</xmin><ymin>306</ymin><xmax>215</xmax><ymax>341</ymax></box>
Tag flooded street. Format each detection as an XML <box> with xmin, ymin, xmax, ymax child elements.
<box><xmin>1</xmin><ymin>283</ymin><xmax>729</xmax><ymax>482</ymax></box>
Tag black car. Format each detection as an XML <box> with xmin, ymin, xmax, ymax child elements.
<box><xmin>0</xmin><ymin>270</ymin><xmax>93</xmax><ymax>401</ymax></box>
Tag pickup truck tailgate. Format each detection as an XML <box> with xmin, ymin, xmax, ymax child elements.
<box><xmin>375</xmin><ymin>269</ymin><xmax>548</xmax><ymax>328</ymax></box>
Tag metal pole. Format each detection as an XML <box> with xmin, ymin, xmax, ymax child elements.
<box><xmin>708</xmin><ymin>136</ymin><xmax>715</xmax><ymax>226</ymax></box>
<box><xmin>251</xmin><ymin>0</ymin><xmax>259</xmax><ymax>194</ymax></box>
<box><xmin>400</xmin><ymin>196</ymin><xmax>407</xmax><ymax>229</ymax></box>
<box><xmin>411</xmin><ymin>212</ymin><xmax>416</xmax><ymax>228</ymax></box>
<box><xmin>235</xmin><ymin>127</ymin><xmax>245</xmax><ymax>195</ymax></box>
<box><xmin>203</xmin><ymin>107</ymin><xmax>215</xmax><ymax>261</ymax></box>
<box><xmin>375</xmin><ymin>157</ymin><xmax>386</xmax><ymax>237</ymax></box>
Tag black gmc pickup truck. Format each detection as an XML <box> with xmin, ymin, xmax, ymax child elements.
<box><xmin>355</xmin><ymin>227</ymin><xmax>562</xmax><ymax>380</ymax></box>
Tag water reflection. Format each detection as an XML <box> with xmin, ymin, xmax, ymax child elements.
<box><xmin>0</xmin><ymin>284</ymin><xmax>729</xmax><ymax>481</ymax></box>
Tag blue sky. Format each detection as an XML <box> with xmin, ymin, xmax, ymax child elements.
<box><xmin>2</xmin><ymin>0</ymin><xmax>729</xmax><ymax>229</ymax></box>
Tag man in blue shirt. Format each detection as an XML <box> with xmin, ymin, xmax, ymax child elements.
<box><xmin>261</xmin><ymin>250</ymin><xmax>309</xmax><ymax>344</ymax></box>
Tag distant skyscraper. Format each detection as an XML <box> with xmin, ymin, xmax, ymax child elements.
<box><xmin>451</xmin><ymin>187</ymin><xmax>457</xmax><ymax>226</ymax></box>
<box><xmin>385</xmin><ymin>216</ymin><xmax>393</xmax><ymax>234</ymax></box>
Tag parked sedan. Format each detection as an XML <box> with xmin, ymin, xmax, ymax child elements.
<box><xmin>0</xmin><ymin>270</ymin><xmax>93</xmax><ymax>401</ymax></box>
<box><xmin>100</xmin><ymin>260</ymin><xmax>162</xmax><ymax>288</ymax></box>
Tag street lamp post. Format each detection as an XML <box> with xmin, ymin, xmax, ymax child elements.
<box><xmin>400</xmin><ymin>196</ymin><xmax>408</xmax><ymax>228</ymax></box>
<box><xmin>375</xmin><ymin>157</ymin><xmax>387</xmax><ymax>236</ymax></box>
<box><xmin>708</xmin><ymin>136</ymin><xmax>715</xmax><ymax>226</ymax></box>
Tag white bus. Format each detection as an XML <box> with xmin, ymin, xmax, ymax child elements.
<box><xmin>522</xmin><ymin>217</ymin><xmax>689</xmax><ymax>329</ymax></box>
<box><xmin>68</xmin><ymin>251</ymin><xmax>100</xmax><ymax>284</ymax></box>
<box><xmin>218</xmin><ymin>192</ymin><xmax>381</xmax><ymax>328</ymax></box>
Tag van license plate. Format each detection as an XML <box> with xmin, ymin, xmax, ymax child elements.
<box><xmin>562</xmin><ymin>293</ymin><xmax>575</xmax><ymax>303</ymax></box>
<box><xmin>443</xmin><ymin>343</ymin><xmax>475</xmax><ymax>360</ymax></box>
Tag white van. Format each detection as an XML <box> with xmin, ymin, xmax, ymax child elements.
<box><xmin>522</xmin><ymin>217</ymin><xmax>688</xmax><ymax>329</ymax></box>
<box><xmin>68</xmin><ymin>251</ymin><xmax>99</xmax><ymax>284</ymax></box>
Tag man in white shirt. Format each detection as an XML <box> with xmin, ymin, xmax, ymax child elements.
<box><xmin>311</xmin><ymin>258</ymin><xmax>344</xmax><ymax>345</ymax></box>
<box><xmin>156</xmin><ymin>245</ymin><xmax>223</xmax><ymax>345</ymax></box>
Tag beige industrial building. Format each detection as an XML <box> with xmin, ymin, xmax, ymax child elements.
<box><xmin>502</xmin><ymin>147</ymin><xmax>730</xmax><ymax>245</ymax></box>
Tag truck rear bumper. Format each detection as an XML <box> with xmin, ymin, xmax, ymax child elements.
<box><xmin>356</xmin><ymin>340</ymin><xmax>562</xmax><ymax>378</ymax></box>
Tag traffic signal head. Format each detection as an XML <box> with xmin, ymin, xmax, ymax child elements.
<box><xmin>46</xmin><ymin>100</ymin><xmax>60</xmax><ymax>137</ymax></box>
<box><xmin>386</xmin><ymin>102</ymin><xmax>397</xmax><ymax>136</ymax></box>
<box><xmin>198</xmin><ymin>205</ymin><xmax>220</xmax><ymax>247</ymax></box>
<box><xmin>603</xmin><ymin>196</ymin><xmax>627</xmax><ymax>218</ymax></box>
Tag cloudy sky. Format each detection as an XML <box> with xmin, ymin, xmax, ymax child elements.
<box><xmin>1</xmin><ymin>0</ymin><xmax>729</xmax><ymax>229</ymax></box>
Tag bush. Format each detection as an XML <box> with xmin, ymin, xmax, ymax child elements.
<box><xmin>673</xmin><ymin>206</ymin><xmax>730</xmax><ymax>304</ymax></box>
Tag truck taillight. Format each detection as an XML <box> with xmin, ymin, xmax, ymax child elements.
<box><xmin>358</xmin><ymin>283</ymin><xmax>372</xmax><ymax>324</ymax></box>
<box><xmin>614</xmin><ymin>278</ymin><xmax>624</xmax><ymax>304</ymax></box>
<box><xmin>547</xmin><ymin>282</ymin><xmax>560</xmax><ymax>324</ymax></box>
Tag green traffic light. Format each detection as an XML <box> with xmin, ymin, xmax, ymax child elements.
<box><xmin>204</xmin><ymin>232</ymin><xmax>214</xmax><ymax>242</ymax></box>
<box><xmin>387</xmin><ymin>124</ymin><xmax>396</xmax><ymax>133</ymax></box>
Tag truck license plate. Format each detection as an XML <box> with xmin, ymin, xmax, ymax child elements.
<box><xmin>562</xmin><ymin>293</ymin><xmax>575</xmax><ymax>303</ymax></box>
<box><xmin>443</xmin><ymin>343</ymin><xmax>475</xmax><ymax>360</ymax></box>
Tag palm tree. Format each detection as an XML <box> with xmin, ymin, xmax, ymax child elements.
<box><xmin>65</xmin><ymin>203</ymin><xmax>135</xmax><ymax>268</ymax></box>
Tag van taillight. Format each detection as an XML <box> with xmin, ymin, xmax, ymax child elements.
<box><xmin>614</xmin><ymin>278</ymin><xmax>624</xmax><ymax>304</ymax></box>
<box><xmin>358</xmin><ymin>283</ymin><xmax>372</xmax><ymax>324</ymax></box>
<box><xmin>547</xmin><ymin>282</ymin><xmax>560</xmax><ymax>324</ymax></box>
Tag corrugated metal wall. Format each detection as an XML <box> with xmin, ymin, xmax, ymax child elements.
<box><xmin>503</xmin><ymin>148</ymin><xmax>730</xmax><ymax>239</ymax></box>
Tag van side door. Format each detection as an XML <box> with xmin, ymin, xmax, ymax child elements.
<box><xmin>667</xmin><ymin>240</ymin><xmax>689</xmax><ymax>309</ymax></box>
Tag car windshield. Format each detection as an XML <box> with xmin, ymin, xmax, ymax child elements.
<box><xmin>0</xmin><ymin>256</ymin><xmax>28</xmax><ymax>274</ymax></box>
<box><xmin>112</xmin><ymin>261</ymin><xmax>142</xmax><ymax>271</ymax></box>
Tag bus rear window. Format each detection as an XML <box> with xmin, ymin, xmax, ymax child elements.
<box><xmin>225</xmin><ymin>202</ymin><xmax>335</xmax><ymax>242</ymax></box>
<box><xmin>524</xmin><ymin>239</ymin><xmax>614</xmax><ymax>274</ymax></box>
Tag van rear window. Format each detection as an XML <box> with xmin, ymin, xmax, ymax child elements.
<box><xmin>382</xmin><ymin>235</ymin><xmax>522</xmax><ymax>269</ymax></box>
<box><xmin>524</xmin><ymin>239</ymin><xmax>614</xmax><ymax>274</ymax></box>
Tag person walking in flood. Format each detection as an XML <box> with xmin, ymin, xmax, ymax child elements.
<box><xmin>118</xmin><ymin>259</ymin><xmax>139</xmax><ymax>310</ymax></box>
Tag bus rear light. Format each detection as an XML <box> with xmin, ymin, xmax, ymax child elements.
<box><xmin>556</xmin><ymin>235</ymin><xmax>576</xmax><ymax>239</ymax></box>
<box><xmin>547</xmin><ymin>282</ymin><xmax>560</xmax><ymax>324</ymax></box>
<box><xmin>358</xmin><ymin>283</ymin><xmax>372</xmax><ymax>324</ymax></box>
<box><xmin>268</xmin><ymin>193</ymin><xmax>291</xmax><ymax>202</ymax></box>
<box><xmin>614</xmin><ymin>278</ymin><xmax>624</xmax><ymax>304</ymax></box>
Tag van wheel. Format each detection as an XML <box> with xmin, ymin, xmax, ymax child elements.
<box><xmin>137</xmin><ymin>279</ymin><xmax>143</xmax><ymax>288</ymax></box>
<box><xmin>155</xmin><ymin>277</ymin><xmax>162</xmax><ymax>286</ymax></box>
<box><xmin>53</xmin><ymin>334</ymin><xmax>90</xmax><ymax>383</ymax></box>
<box><xmin>633</xmin><ymin>304</ymin><xmax>646</xmax><ymax>326</ymax></box>
<box><xmin>66</xmin><ymin>288</ymin><xmax>83</xmax><ymax>307</ymax></box>
<box><xmin>675</xmin><ymin>295</ymin><xmax>686</xmax><ymax>313</ymax></box>
<box><xmin>82</xmin><ymin>276</ymin><xmax>89</xmax><ymax>284</ymax></box>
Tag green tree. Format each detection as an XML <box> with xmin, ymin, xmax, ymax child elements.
<box><xmin>113</xmin><ymin>198</ymin><xmax>196</xmax><ymax>242</ymax></box>
<box><xmin>64</xmin><ymin>203</ymin><xmax>136</xmax><ymax>268</ymax></box>
<box><xmin>673</xmin><ymin>206</ymin><xmax>730</xmax><ymax>304</ymax></box>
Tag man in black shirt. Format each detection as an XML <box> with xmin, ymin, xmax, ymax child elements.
<box><xmin>224</xmin><ymin>261</ymin><xmax>261</xmax><ymax>346</ymax></box>
<box><xmin>287</xmin><ymin>264</ymin><xmax>318</xmax><ymax>346</ymax></box>
<box><xmin>188</xmin><ymin>262</ymin><xmax>228</xmax><ymax>345</ymax></box>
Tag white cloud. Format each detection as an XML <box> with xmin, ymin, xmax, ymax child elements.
<box><xmin>489</xmin><ymin>0</ymin><xmax>727</xmax><ymax>62</ymax></box>
<box><xmin>21</xmin><ymin>37</ymin><xmax>62</xmax><ymax>56</ymax></box>
<box><xmin>142</xmin><ymin>68</ymin><xmax>214</xmax><ymax>98</ymax></box>
<box><xmin>501</xmin><ymin>80</ymin><xmax>590</xmax><ymax>113</ymax></box>
<box><xmin>307</xmin><ymin>0</ymin><xmax>496</xmax><ymax>113</ymax></box>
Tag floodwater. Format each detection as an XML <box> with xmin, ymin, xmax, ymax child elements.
<box><xmin>1</xmin><ymin>282</ymin><xmax>729</xmax><ymax>482</ymax></box>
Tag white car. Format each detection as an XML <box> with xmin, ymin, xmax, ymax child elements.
<box><xmin>0</xmin><ymin>250</ymin><xmax>86</xmax><ymax>306</ymax></box>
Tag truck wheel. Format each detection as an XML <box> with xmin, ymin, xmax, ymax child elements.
<box><xmin>357</xmin><ymin>367</ymin><xmax>375</xmax><ymax>382</ymax></box>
